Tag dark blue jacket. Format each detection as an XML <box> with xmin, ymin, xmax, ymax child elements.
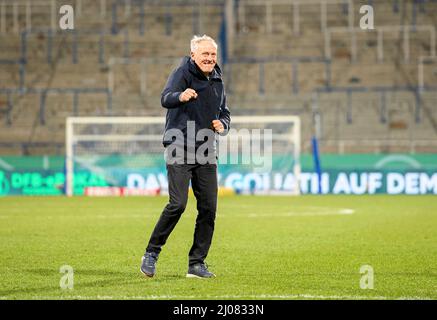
<box><xmin>161</xmin><ymin>56</ymin><xmax>231</xmax><ymax>147</ymax></box>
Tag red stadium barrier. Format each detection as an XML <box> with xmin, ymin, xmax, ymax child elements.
<box><xmin>84</xmin><ymin>187</ymin><xmax>160</xmax><ymax>197</ymax></box>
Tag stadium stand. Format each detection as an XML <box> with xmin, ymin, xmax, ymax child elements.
<box><xmin>0</xmin><ymin>0</ymin><xmax>436</xmax><ymax>155</ymax></box>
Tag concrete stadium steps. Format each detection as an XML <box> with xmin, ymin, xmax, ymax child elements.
<box><xmin>20</xmin><ymin>144</ymin><xmax>63</xmax><ymax>155</ymax></box>
<box><xmin>0</xmin><ymin>143</ymin><xmax>24</xmax><ymax>155</ymax></box>
<box><xmin>0</xmin><ymin>2</ymin><xmax>53</xmax><ymax>34</ymax></box>
<box><xmin>389</xmin><ymin>0</ymin><xmax>437</xmax><ymax>26</ymax></box>
<box><xmin>234</xmin><ymin>31</ymin><xmax>433</xmax><ymax>65</ymax></box>
<box><xmin>4</xmin><ymin>92</ymin><xmax>109</xmax><ymax>125</ymax></box>
<box><xmin>0</xmin><ymin>0</ymin><xmax>111</xmax><ymax>33</ymax></box>
<box><xmin>298</xmin><ymin>3</ymin><xmax>349</xmax><ymax>30</ymax></box>
<box><xmin>227</xmin><ymin>94</ymin><xmax>312</xmax><ymax>113</ymax></box>
<box><xmin>88</xmin><ymin>33</ymin><xmax>200</xmax><ymax>62</ymax></box>
<box><xmin>23</xmin><ymin>33</ymin><xmax>60</xmax><ymax>65</ymax></box>
<box><xmin>329</xmin><ymin>30</ymin><xmax>434</xmax><ymax>62</ymax></box>
<box><xmin>330</xmin><ymin>63</ymin><xmax>406</xmax><ymax>87</ymax></box>
<box><xmin>126</xmin><ymin>37</ymin><xmax>189</xmax><ymax>59</ymax></box>
<box><xmin>18</xmin><ymin>125</ymin><xmax>63</xmax><ymax>145</ymax></box>
<box><xmin>237</xmin><ymin>2</ymin><xmax>350</xmax><ymax>35</ymax></box>
<box><xmin>0</xmin><ymin>35</ymin><xmax>21</xmax><ymax>60</ymax></box>
<box><xmin>353</xmin><ymin>0</ymin><xmax>401</xmax><ymax>26</ymax></box>
<box><xmin>314</xmin><ymin>91</ymin><xmax>427</xmax><ymax>141</ymax></box>
<box><xmin>225</xmin><ymin>63</ymin><xmax>260</xmax><ymax>95</ymax></box>
<box><xmin>44</xmin><ymin>93</ymin><xmax>109</xmax><ymax>119</ymax></box>
<box><xmin>2</xmin><ymin>96</ymin><xmax>41</xmax><ymax>142</ymax></box>
<box><xmin>43</xmin><ymin>94</ymin><xmax>74</xmax><ymax>125</ymax></box>
<box><xmin>251</xmin><ymin>61</ymin><xmax>326</xmax><ymax>95</ymax></box>
<box><xmin>411</xmin><ymin>121</ymin><xmax>437</xmax><ymax>140</ymax></box>
<box><xmin>23</xmin><ymin>33</ymin><xmax>112</xmax><ymax>65</ymax></box>
<box><xmin>71</xmin><ymin>2</ymin><xmax>113</xmax><ymax>30</ymax></box>
<box><xmin>70</xmin><ymin>33</ymin><xmax>107</xmax><ymax>64</ymax></box>
<box><xmin>110</xmin><ymin>4</ymin><xmax>224</xmax><ymax>38</ymax></box>
<box><xmin>295</xmin><ymin>62</ymin><xmax>328</xmax><ymax>93</ymax></box>
<box><xmin>379</xmin><ymin>32</ymin><xmax>434</xmax><ymax>62</ymax></box>
<box><xmin>414</xmin><ymin>94</ymin><xmax>437</xmax><ymax>140</ymax></box>
<box><xmin>393</xmin><ymin>62</ymin><xmax>424</xmax><ymax>86</ymax></box>
<box><xmin>0</xmin><ymin>64</ymin><xmax>21</xmax><ymax>87</ymax></box>
<box><xmin>329</xmin><ymin>0</ymin><xmax>434</xmax><ymax>28</ymax></box>
<box><xmin>22</xmin><ymin>63</ymin><xmax>107</xmax><ymax>89</ymax></box>
<box><xmin>110</xmin><ymin>95</ymin><xmax>164</xmax><ymax>116</ymax></box>
<box><xmin>226</xmin><ymin>94</ymin><xmax>314</xmax><ymax>137</ymax></box>
<box><xmin>0</xmin><ymin>0</ymin><xmax>436</xmax><ymax>155</ymax></box>
<box><xmin>236</xmin><ymin>0</ymin><xmax>435</xmax><ymax>37</ymax></box>
<box><xmin>232</xmin><ymin>33</ymin><xmax>324</xmax><ymax>57</ymax></box>
<box><xmin>20</xmin><ymin>32</ymin><xmax>194</xmax><ymax>66</ymax></box>
<box><xmin>420</xmin><ymin>60</ymin><xmax>437</xmax><ymax>88</ymax></box>
<box><xmin>352</xmin><ymin>0</ymin><xmax>434</xmax><ymax>27</ymax></box>
<box><xmin>226</xmin><ymin>62</ymin><xmax>327</xmax><ymax>97</ymax></box>
<box><xmin>110</xmin><ymin>64</ymin><xmax>145</xmax><ymax>95</ymax></box>
<box><xmin>1</xmin><ymin>0</ymin><xmax>224</xmax><ymax>35</ymax></box>
<box><xmin>110</xmin><ymin>61</ymin><xmax>176</xmax><ymax>96</ymax></box>
<box><xmin>322</xmin><ymin>105</ymin><xmax>388</xmax><ymax>140</ymax></box>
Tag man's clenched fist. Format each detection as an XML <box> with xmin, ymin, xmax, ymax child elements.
<box><xmin>212</xmin><ymin>120</ymin><xmax>224</xmax><ymax>134</ymax></box>
<box><xmin>179</xmin><ymin>88</ymin><xmax>198</xmax><ymax>102</ymax></box>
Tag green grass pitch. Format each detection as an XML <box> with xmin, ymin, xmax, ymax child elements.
<box><xmin>0</xmin><ymin>195</ymin><xmax>436</xmax><ymax>300</ymax></box>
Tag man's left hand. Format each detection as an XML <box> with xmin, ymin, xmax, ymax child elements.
<box><xmin>212</xmin><ymin>120</ymin><xmax>224</xmax><ymax>134</ymax></box>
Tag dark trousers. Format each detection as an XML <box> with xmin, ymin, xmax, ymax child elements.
<box><xmin>146</xmin><ymin>163</ymin><xmax>218</xmax><ymax>266</ymax></box>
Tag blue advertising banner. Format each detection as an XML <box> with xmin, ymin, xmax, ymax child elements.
<box><xmin>0</xmin><ymin>154</ymin><xmax>436</xmax><ymax>195</ymax></box>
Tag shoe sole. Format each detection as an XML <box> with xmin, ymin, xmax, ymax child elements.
<box><xmin>186</xmin><ymin>273</ymin><xmax>215</xmax><ymax>279</ymax></box>
<box><xmin>140</xmin><ymin>268</ymin><xmax>154</xmax><ymax>278</ymax></box>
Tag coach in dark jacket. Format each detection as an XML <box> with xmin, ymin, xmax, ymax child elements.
<box><xmin>141</xmin><ymin>35</ymin><xmax>231</xmax><ymax>279</ymax></box>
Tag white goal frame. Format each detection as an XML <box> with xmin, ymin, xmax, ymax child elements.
<box><xmin>65</xmin><ymin>116</ymin><xmax>301</xmax><ymax>196</ymax></box>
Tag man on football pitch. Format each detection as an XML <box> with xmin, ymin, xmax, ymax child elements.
<box><xmin>140</xmin><ymin>35</ymin><xmax>231</xmax><ymax>278</ymax></box>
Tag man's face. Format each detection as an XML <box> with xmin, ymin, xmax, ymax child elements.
<box><xmin>191</xmin><ymin>41</ymin><xmax>217</xmax><ymax>75</ymax></box>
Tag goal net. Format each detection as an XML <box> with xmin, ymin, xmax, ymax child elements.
<box><xmin>65</xmin><ymin>116</ymin><xmax>301</xmax><ymax>196</ymax></box>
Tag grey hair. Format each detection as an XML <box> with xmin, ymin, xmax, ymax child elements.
<box><xmin>190</xmin><ymin>35</ymin><xmax>218</xmax><ymax>52</ymax></box>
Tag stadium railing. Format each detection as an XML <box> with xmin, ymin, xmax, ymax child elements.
<box><xmin>235</xmin><ymin>0</ymin><xmax>354</xmax><ymax>35</ymax></box>
<box><xmin>418</xmin><ymin>56</ymin><xmax>437</xmax><ymax>93</ymax></box>
<box><xmin>0</xmin><ymin>0</ymin><xmax>116</xmax><ymax>35</ymax></box>
<box><xmin>0</xmin><ymin>87</ymin><xmax>112</xmax><ymax>125</ymax></box>
<box><xmin>0</xmin><ymin>0</ymin><xmax>56</xmax><ymax>34</ymax></box>
<box><xmin>324</xmin><ymin>25</ymin><xmax>436</xmax><ymax>63</ymax></box>
<box><xmin>110</xmin><ymin>0</ymin><xmax>225</xmax><ymax>35</ymax></box>
<box><xmin>107</xmin><ymin>57</ymin><xmax>180</xmax><ymax>96</ymax></box>
<box><xmin>314</xmin><ymin>85</ymin><xmax>437</xmax><ymax>124</ymax></box>
<box><xmin>2</xmin><ymin>0</ymin><xmax>436</xmax><ymax>36</ymax></box>
<box><xmin>0</xmin><ymin>58</ymin><xmax>25</xmax><ymax>92</ymax></box>
<box><xmin>304</xmin><ymin>138</ymin><xmax>437</xmax><ymax>154</ymax></box>
<box><xmin>19</xmin><ymin>28</ymin><xmax>130</xmax><ymax>66</ymax></box>
<box><xmin>0</xmin><ymin>141</ymin><xmax>64</xmax><ymax>155</ymax></box>
<box><xmin>225</xmin><ymin>56</ymin><xmax>332</xmax><ymax>95</ymax></box>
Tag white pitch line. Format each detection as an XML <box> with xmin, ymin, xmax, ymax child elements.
<box><xmin>231</xmin><ymin>208</ymin><xmax>355</xmax><ymax>218</ymax></box>
<box><xmin>4</xmin><ymin>294</ymin><xmax>433</xmax><ymax>300</ymax></box>
<box><xmin>338</xmin><ymin>208</ymin><xmax>355</xmax><ymax>215</ymax></box>
<box><xmin>0</xmin><ymin>210</ymin><xmax>355</xmax><ymax>220</ymax></box>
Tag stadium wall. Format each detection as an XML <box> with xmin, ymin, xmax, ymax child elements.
<box><xmin>0</xmin><ymin>154</ymin><xmax>437</xmax><ymax>196</ymax></box>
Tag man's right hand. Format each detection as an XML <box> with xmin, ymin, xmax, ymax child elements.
<box><xmin>179</xmin><ymin>88</ymin><xmax>198</xmax><ymax>102</ymax></box>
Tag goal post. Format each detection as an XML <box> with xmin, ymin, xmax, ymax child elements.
<box><xmin>65</xmin><ymin>116</ymin><xmax>301</xmax><ymax>196</ymax></box>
